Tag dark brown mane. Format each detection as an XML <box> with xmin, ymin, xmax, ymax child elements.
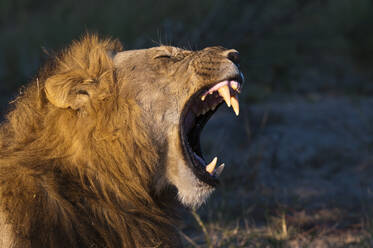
<box><xmin>0</xmin><ymin>35</ymin><xmax>178</xmax><ymax>247</ymax></box>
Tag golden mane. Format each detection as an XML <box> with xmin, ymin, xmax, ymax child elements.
<box><xmin>0</xmin><ymin>35</ymin><xmax>178</xmax><ymax>247</ymax></box>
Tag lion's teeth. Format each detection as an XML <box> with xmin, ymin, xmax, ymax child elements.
<box><xmin>201</xmin><ymin>95</ymin><xmax>206</xmax><ymax>101</ymax></box>
<box><xmin>218</xmin><ymin>85</ymin><xmax>231</xmax><ymax>107</ymax></box>
<box><xmin>230</xmin><ymin>81</ymin><xmax>239</xmax><ymax>91</ymax></box>
<box><xmin>214</xmin><ymin>163</ymin><xmax>225</xmax><ymax>177</ymax></box>
<box><xmin>231</xmin><ymin>95</ymin><xmax>239</xmax><ymax>116</ymax></box>
<box><xmin>206</xmin><ymin>157</ymin><xmax>218</xmax><ymax>174</ymax></box>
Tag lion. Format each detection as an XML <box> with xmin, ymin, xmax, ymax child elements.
<box><xmin>0</xmin><ymin>34</ymin><xmax>243</xmax><ymax>248</ymax></box>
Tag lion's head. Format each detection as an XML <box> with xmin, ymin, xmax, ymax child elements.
<box><xmin>43</xmin><ymin>36</ymin><xmax>243</xmax><ymax>209</ymax></box>
<box><xmin>113</xmin><ymin>43</ymin><xmax>243</xmax><ymax>208</ymax></box>
<box><xmin>0</xmin><ymin>35</ymin><xmax>244</xmax><ymax>247</ymax></box>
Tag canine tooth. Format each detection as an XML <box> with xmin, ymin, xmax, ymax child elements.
<box><xmin>206</xmin><ymin>157</ymin><xmax>218</xmax><ymax>174</ymax></box>
<box><xmin>218</xmin><ymin>85</ymin><xmax>231</xmax><ymax>107</ymax></box>
<box><xmin>201</xmin><ymin>95</ymin><xmax>206</xmax><ymax>101</ymax></box>
<box><xmin>214</xmin><ymin>163</ymin><xmax>225</xmax><ymax>177</ymax></box>
<box><xmin>231</xmin><ymin>95</ymin><xmax>239</xmax><ymax>116</ymax></box>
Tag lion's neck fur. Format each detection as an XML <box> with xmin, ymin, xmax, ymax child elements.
<box><xmin>0</xmin><ymin>35</ymin><xmax>180</xmax><ymax>248</ymax></box>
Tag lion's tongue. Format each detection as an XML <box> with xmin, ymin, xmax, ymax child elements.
<box><xmin>194</xmin><ymin>153</ymin><xmax>225</xmax><ymax>177</ymax></box>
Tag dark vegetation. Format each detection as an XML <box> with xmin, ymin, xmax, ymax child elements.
<box><xmin>1</xmin><ymin>0</ymin><xmax>373</xmax><ymax>246</ymax></box>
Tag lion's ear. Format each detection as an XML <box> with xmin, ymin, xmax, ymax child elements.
<box><xmin>45</xmin><ymin>74</ymin><xmax>99</xmax><ymax>110</ymax></box>
<box><xmin>44</xmin><ymin>34</ymin><xmax>122</xmax><ymax>110</ymax></box>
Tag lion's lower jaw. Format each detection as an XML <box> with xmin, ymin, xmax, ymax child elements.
<box><xmin>177</xmin><ymin>182</ymin><xmax>214</xmax><ymax>209</ymax></box>
<box><xmin>170</xmin><ymin>159</ymin><xmax>215</xmax><ymax>209</ymax></box>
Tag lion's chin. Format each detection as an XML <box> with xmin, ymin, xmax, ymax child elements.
<box><xmin>172</xmin><ymin>159</ymin><xmax>215</xmax><ymax>209</ymax></box>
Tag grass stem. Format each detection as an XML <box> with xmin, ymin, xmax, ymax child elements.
<box><xmin>191</xmin><ymin>209</ymin><xmax>213</xmax><ymax>248</ymax></box>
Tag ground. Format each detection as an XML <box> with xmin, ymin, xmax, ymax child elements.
<box><xmin>181</xmin><ymin>94</ymin><xmax>373</xmax><ymax>248</ymax></box>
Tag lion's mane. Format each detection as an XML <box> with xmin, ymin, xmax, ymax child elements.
<box><xmin>0</xmin><ymin>35</ymin><xmax>179</xmax><ymax>247</ymax></box>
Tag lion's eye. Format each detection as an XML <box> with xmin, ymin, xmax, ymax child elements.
<box><xmin>154</xmin><ymin>54</ymin><xmax>172</xmax><ymax>59</ymax></box>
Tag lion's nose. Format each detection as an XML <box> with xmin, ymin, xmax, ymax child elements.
<box><xmin>223</xmin><ymin>49</ymin><xmax>240</xmax><ymax>67</ymax></box>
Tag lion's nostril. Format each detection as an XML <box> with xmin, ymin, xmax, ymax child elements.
<box><xmin>227</xmin><ymin>51</ymin><xmax>240</xmax><ymax>66</ymax></box>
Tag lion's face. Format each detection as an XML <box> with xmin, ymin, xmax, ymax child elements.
<box><xmin>114</xmin><ymin>46</ymin><xmax>243</xmax><ymax>208</ymax></box>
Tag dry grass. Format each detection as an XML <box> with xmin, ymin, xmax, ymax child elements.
<box><xmin>181</xmin><ymin>209</ymin><xmax>372</xmax><ymax>248</ymax></box>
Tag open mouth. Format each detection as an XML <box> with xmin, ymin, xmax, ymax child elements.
<box><xmin>180</xmin><ymin>78</ymin><xmax>242</xmax><ymax>187</ymax></box>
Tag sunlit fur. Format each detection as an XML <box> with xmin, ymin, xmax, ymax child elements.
<box><xmin>0</xmin><ymin>35</ymin><xmax>180</xmax><ymax>248</ymax></box>
<box><xmin>0</xmin><ymin>34</ymin><xmax>239</xmax><ymax>247</ymax></box>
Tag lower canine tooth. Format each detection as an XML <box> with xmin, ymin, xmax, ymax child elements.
<box><xmin>231</xmin><ymin>95</ymin><xmax>239</xmax><ymax>116</ymax></box>
<box><xmin>214</xmin><ymin>163</ymin><xmax>225</xmax><ymax>177</ymax></box>
<box><xmin>206</xmin><ymin>157</ymin><xmax>218</xmax><ymax>174</ymax></box>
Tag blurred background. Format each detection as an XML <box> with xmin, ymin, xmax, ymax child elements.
<box><xmin>1</xmin><ymin>0</ymin><xmax>373</xmax><ymax>247</ymax></box>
